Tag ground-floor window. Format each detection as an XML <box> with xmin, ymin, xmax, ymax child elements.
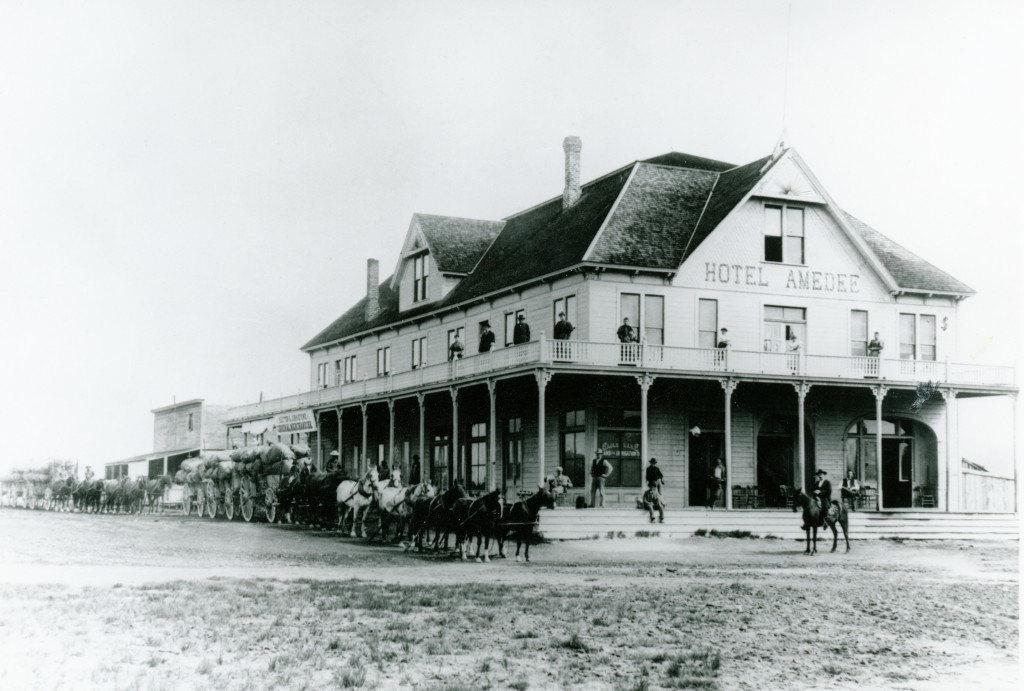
<box><xmin>431</xmin><ymin>431</ymin><xmax>449</xmax><ymax>489</ymax></box>
<box><xmin>504</xmin><ymin>417</ymin><xmax>523</xmax><ymax>494</ymax></box>
<box><xmin>844</xmin><ymin>417</ymin><xmax>936</xmax><ymax>509</ymax></box>
<box><xmin>468</xmin><ymin>422</ymin><xmax>487</xmax><ymax>490</ymax></box>
<box><xmin>560</xmin><ymin>409</ymin><xmax>586</xmax><ymax>488</ymax></box>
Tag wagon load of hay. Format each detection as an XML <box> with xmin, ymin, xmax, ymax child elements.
<box><xmin>289</xmin><ymin>443</ymin><xmax>310</xmax><ymax>459</ymax></box>
<box><xmin>174</xmin><ymin>457</ymin><xmax>206</xmax><ymax>485</ymax></box>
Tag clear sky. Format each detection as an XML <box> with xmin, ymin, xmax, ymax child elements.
<box><xmin>1</xmin><ymin>0</ymin><xmax>1020</xmax><ymax>475</ymax></box>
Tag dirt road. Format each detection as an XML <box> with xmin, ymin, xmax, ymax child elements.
<box><xmin>0</xmin><ymin>509</ymin><xmax>1017</xmax><ymax>690</ymax></box>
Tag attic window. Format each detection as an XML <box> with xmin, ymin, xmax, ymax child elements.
<box><xmin>764</xmin><ymin>205</ymin><xmax>804</xmax><ymax>264</ymax></box>
<box><xmin>413</xmin><ymin>254</ymin><xmax>429</xmax><ymax>302</ymax></box>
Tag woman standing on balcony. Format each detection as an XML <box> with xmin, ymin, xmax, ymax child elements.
<box><xmin>478</xmin><ymin>321</ymin><xmax>495</xmax><ymax>353</ymax></box>
<box><xmin>554</xmin><ymin>312</ymin><xmax>574</xmax><ymax>340</ymax></box>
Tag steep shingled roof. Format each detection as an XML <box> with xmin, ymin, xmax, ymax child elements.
<box><xmin>415</xmin><ymin>214</ymin><xmax>505</xmax><ymax>274</ymax></box>
<box><xmin>303</xmin><ymin>148</ymin><xmax>974</xmax><ymax>350</ymax></box>
<box><xmin>841</xmin><ymin>211</ymin><xmax>974</xmax><ymax>295</ymax></box>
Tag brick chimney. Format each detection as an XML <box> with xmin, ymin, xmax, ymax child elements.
<box><xmin>562</xmin><ymin>136</ymin><xmax>582</xmax><ymax>209</ymax></box>
<box><xmin>365</xmin><ymin>258</ymin><xmax>380</xmax><ymax>322</ymax></box>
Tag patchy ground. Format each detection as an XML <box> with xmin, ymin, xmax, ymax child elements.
<box><xmin>0</xmin><ymin>509</ymin><xmax>1017</xmax><ymax>690</ymax></box>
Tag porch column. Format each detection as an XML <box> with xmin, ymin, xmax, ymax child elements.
<box><xmin>314</xmin><ymin>410</ymin><xmax>322</xmax><ymax>470</ymax></box>
<box><xmin>720</xmin><ymin>378</ymin><xmax>738</xmax><ymax>510</ymax></box>
<box><xmin>940</xmin><ymin>388</ymin><xmax>958</xmax><ymax>512</ymax></box>
<box><xmin>872</xmin><ymin>385</ymin><xmax>888</xmax><ymax>510</ymax></box>
<box><xmin>536</xmin><ymin>370</ymin><xmax>553</xmax><ymax>486</ymax></box>
<box><xmin>450</xmin><ymin>387</ymin><xmax>459</xmax><ymax>483</ymax></box>
<box><xmin>487</xmin><ymin>380</ymin><xmax>497</xmax><ymax>492</ymax></box>
<box><xmin>636</xmin><ymin>374</ymin><xmax>656</xmax><ymax>493</ymax></box>
<box><xmin>793</xmin><ymin>382</ymin><xmax>811</xmax><ymax>491</ymax></box>
<box><xmin>335</xmin><ymin>406</ymin><xmax>343</xmax><ymax>469</ymax></box>
<box><xmin>416</xmin><ymin>393</ymin><xmax>426</xmax><ymax>485</ymax></box>
<box><xmin>360</xmin><ymin>402</ymin><xmax>368</xmax><ymax>474</ymax></box>
<box><xmin>387</xmin><ymin>399</ymin><xmax>396</xmax><ymax>480</ymax></box>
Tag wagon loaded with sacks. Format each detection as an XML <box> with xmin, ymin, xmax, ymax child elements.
<box><xmin>175</xmin><ymin>443</ymin><xmax>308</xmax><ymax>522</ymax></box>
<box><xmin>0</xmin><ymin>462</ymin><xmax>76</xmax><ymax>510</ymax></box>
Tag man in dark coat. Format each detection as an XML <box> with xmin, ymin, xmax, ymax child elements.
<box><xmin>553</xmin><ymin>312</ymin><xmax>575</xmax><ymax>340</ymax></box>
<box><xmin>616</xmin><ymin>317</ymin><xmax>637</xmax><ymax>343</ymax></box>
<box><xmin>478</xmin><ymin>321</ymin><xmax>496</xmax><ymax>353</ymax></box>
<box><xmin>513</xmin><ymin>314</ymin><xmax>531</xmax><ymax>344</ymax></box>
<box><xmin>813</xmin><ymin>469</ymin><xmax>832</xmax><ymax>511</ymax></box>
<box><xmin>645</xmin><ymin>458</ymin><xmax>664</xmax><ymax>490</ymax></box>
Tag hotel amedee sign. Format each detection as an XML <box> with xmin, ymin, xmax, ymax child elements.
<box><xmin>273</xmin><ymin>410</ymin><xmax>316</xmax><ymax>434</ymax></box>
<box><xmin>704</xmin><ymin>262</ymin><xmax>860</xmax><ymax>294</ymax></box>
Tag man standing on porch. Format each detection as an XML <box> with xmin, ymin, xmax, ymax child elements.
<box><xmin>706</xmin><ymin>458</ymin><xmax>725</xmax><ymax>509</ymax></box>
<box><xmin>590</xmin><ymin>448</ymin><xmax>612</xmax><ymax>508</ymax></box>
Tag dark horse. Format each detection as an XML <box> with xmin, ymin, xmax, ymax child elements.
<box><xmin>497</xmin><ymin>487</ymin><xmax>555</xmax><ymax>562</ymax></box>
<box><xmin>793</xmin><ymin>489</ymin><xmax>849</xmax><ymax>554</ymax></box>
<box><xmin>451</xmin><ymin>489</ymin><xmax>503</xmax><ymax>562</ymax></box>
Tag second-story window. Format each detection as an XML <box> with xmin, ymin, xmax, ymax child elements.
<box><xmin>317</xmin><ymin>362</ymin><xmax>330</xmax><ymax>388</ymax></box>
<box><xmin>698</xmin><ymin>298</ymin><xmax>718</xmax><ymax>348</ymax></box>
<box><xmin>411</xmin><ymin>336</ymin><xmax>426</xmax><ymax>369</ymax></box>
<box><xmin>376</xmin><ymin>346</ymin><xmax>391</xmax><ymax>376</ymax></box>
<box><xmin>764</xmin><ymin>205</ymin><xmax>805</xmax><ymax>264</ymax></box>
<box><xmin>413</xmin><ymin>254</ymin><xmax>429</xmax><ymax>302</ymax></box>
<box><xmin>187</xmin><ymin>412</ymin><xmax>194</xmax><ymax>432</ymax></box>
<box><xmin>850</xmin><ymin>310</ymin><xmax>868</xmax><ymax>356</ymax></box>
<box><xmin>504</xmin><ymin>309</ymin><xmax>524</xmax><ymax>346</ymax></box>
<box><xmin>763</xmin><ymin>305</ymin><xmax>806</xmax><ymax>352</ymax></box>
<box><xmin>900</xmin><ymin>313</ymin><xmax>936</xmax><ymax>361</ymax></box>
<box><xmin>334</xmin><ymin>359</ymin><xmax>342</xmax><ymax>385</ymax></box>
<box><xmin>344</xmin><ymin>355</ymin><xmax>358</xmax><ymax>383</ymax></box>
<box><xmin>619</xmin><ymin>294</ymin><xmax>665</xmax><ymax>345</ymax></box>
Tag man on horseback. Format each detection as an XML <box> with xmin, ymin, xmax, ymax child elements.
<box><xmin>813</xmin><ymin>469</ymin><xmax>832</xmax><ymax>512</ymax></box>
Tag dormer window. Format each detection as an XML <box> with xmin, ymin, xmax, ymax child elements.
<box><xmin>764</xmin><ymin>204</ymin><xmax>804</xmax><ymax>264</ymax></box>
<box><xmin>413</xmin><ymin>254</ymin><xmax>429</xmax><ymax>302</ymax></box>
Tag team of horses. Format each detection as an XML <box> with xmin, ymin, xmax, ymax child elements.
<box><xmin>33</xmin><ymin>473</ymin><xmax>174</xmax><ymax>514</ymax></box>
<box><xmin>272</xmin><ymin>465</ymin><xmax>555</xmax><ymax>562</ymax></box>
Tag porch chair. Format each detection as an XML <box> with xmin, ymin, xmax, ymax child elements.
<box><xmin>732</xmin><ymin>485</ymin><xmax>748</xmax><ymax>509</ymax></box>
<box><xmin>747</xmin><ymin>486</ymin><xmax>764</xmax><ymax>509</ymax></box>
<box><xmin>918</xmin><ymin>487</ymin><xmax>935</xmax><ymax>508</ymax></box>
<box><xmin>778</xmin><ymin>484</ymin><xmax>793</xmax><ymax>509</ymax></box>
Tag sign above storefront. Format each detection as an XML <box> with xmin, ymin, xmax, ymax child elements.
<box><xmin>272</xmin><ymin>410</ymin><xmax>316</xmax><ymax>434</ymax></box>
<box><xmin>704</xmin><ymin>262</ymin><xmax>860</xmax><ymax>294</ymax></box>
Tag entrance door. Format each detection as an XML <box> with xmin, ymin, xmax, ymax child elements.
<box><xmin>688</xmin><ymin>433</ymin><xmax>724</xmax><ymax>507</ymax></box>
<box><xmin>430</xmin><ymin>432</ymin><xmax>450</xmax><ymax>490</ymax></box>
<box><xmin>882</xmin><ymin>438</ymin><xmax>913</xmax><ymax>508</ymax></box>
<box><xmin>503</xmin><ymin>418</ymin><xmax>524</xmax><ymax>499</ymax></box>
<box><xmin>757</xmin><ymin>436</ymin><xmax>794</xmax><ymax>507</ymax></box>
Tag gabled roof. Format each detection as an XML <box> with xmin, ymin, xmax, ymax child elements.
<box><xmin>415</xmin><ymin>214</ymin><xmax>505</xmax><ymax>274</ymax></box>
<box><xmin>841</xmin><ymin>211</ymin><xmax>974</xmax><ymax>295</ymax></box>
<box><xmin>303</xmin><ymin>146</ymin><xmax>974</xmax><ymax>351</ymax></box>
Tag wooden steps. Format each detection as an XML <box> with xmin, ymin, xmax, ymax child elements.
<box><xmin>536</xmin><ymin>508</ymin><xmax>1019</xmax><ymax>541</ymax></box>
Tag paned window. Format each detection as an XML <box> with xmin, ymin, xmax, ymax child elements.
<box><xmin>763</xmin><ymin>305</ymin><xmax>806</xmax><ymax>352</ymax></box>
<box><xmin>596</xmin><ymin>408</ymin><xmax>642</xmax><ymax>487</ymax></box>
<box><xmin>334</xmin><ymin>359</ymin><xmax>342</xmax><ymax>385</ymax></box>
<box><xmin>469</xmin><ymin>422</ymin><xmax>487</xmax><ymax>491</ymax></box>
<box><xmin>343</xmin><ymin>355</ymin><xmax>358</xmax><ymax>383</ymax></box>
<box><xmin>376</xmin><ymin>347</ymin><xmax>391</xmax><ymax>376</ymax></box>
<box><xmin>317</xmin><ymin>362</ymin><xmax>330</xmax><ymax>388</ymax></box>
<box><xmin>504</xmin><ymin>417</ymin><xmax>523</xmax><ymax>489</ymax></box>
<box><xmin>618</xmin><ymin>293</ymin><xmax>664</xmax><ymax>344</ymax></box>
<box><xmin>553</xmin><ymin>295</ymin><xmax>578</xmax><ymax>331</ymax></box>
<box><xmin>561</xmin><ymin>409</ymin><xmax>586</xmax><ymax>488</ymax></box>
<box><xmin>764</xmin><ymin>204</ymin><xmax>805</xmax><ymax>264</ymax></box>
<box><xmin>698</xmin><ymin>298</ymin><xmax>718</xmax><ymax>348</ymax></box>
<box><xmin>900</xmin><ymin>313</ymin><xmax>937</xmax><ymax>361</ymax></box>
<box><xmin>413</xmin><ymin>254</ymin><xmax>429</xmax><ymax>302</ymax></box>
<box><xmin>411</xmin><ymin>337</ymin><xmax>426</xmax><ymax>369</ymax></box>
<box><xmin>187</xmin><ymin>413</ymin><xmax>194</xmax><ymax>432</ymax></box>
<box><xmin>850</xmin><ymin>310</ymin><xmax>868</xmax><ymax>356</ymax></box>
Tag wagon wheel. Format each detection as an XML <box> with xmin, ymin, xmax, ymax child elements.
<box><xmin>240</xmin><ymin>496</ymin><xmax>254</xmax><ymax>522</ymax></box>
<box><xmin>206</xmin><ymin>497</ymin><xmax>217</xmax><ymax>519</ymax></box>
<box><xmin>195</xmin><ymin>493</ymin><xmax>206</xmax><ymax>519</ymax></box>
<box><xmin>224</xmin><ymin>496</ymin><xmax>235</xmax><ymax>521</ymax></box>
<box><xmin>264</xmin><ymin>487</ymin><xmax>277</xmax><ymax>524</ymax></box>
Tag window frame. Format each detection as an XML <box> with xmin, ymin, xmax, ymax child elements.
<box><xmin>850</xmin><ymin>309</ymin><xmax>868</xmax><ymax>357</ymax></box>
<box><xmin>504</xmin><ymin>309</ymin><xmax>524</xmax><ymax>347</ymax></box>
<box><xmin>553</xmin><ymin>295</ymin><xmax>578</xmax><ymax>332</ymax></box>
<box><xmin>411</xmin><ymin>336</ymin><xmax>426</xmax><ymax>370</ymax></box>
<box><xmin>376</xmin><ymin>346</ymin><xmax>391</xmax><ymax>377</ymax></box>
<box><xmin>618</xmin><ymin>292</ymin><xmax>665</xmax><ymax>344</ymax></box>
<box><xmin>317</xmin><ymin>362</ymin><xmax>330</xmax><ymax>388</ymax></box>
<box><xmin>468</xmin><ymin>422</ymin><xmax>488</xmax><ymax>491</ymax></box>
<box><xmin>698</xmin><ymin>298</ymin><xmax>718</xmax><ymax>349</ymax></box>
<box><xmin>412</xmin><ymin>254</ymin><xmax>429</xmax><ymax>303</ymax></box>
<box><xmin>560</xmin><ymin>409</ymin><xmax>587</xmax><ymax>488</ymax></box>
<box><xmin>343</xmin><ymin>355</ymin><xmax>358</xmax><ymax>383</ymax></box>
<box><xmin>762</xmin><ymin>305</ymin><xmax>807</xmax><ymax>353</ymax></box>
<box><xmin>763</xmin><ymin>203</ymin><xmax>806</xmax><ymax>265</ymax></box>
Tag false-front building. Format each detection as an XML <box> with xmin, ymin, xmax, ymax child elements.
<box><xmin>225</xmin><ymin>139</ymin><xmax>1016</xmax><ymax>512</ymax></box>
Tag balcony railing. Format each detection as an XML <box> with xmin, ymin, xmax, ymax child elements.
<box><xmin>227</xmin><ymin>339</ymin><xmax>1015</xmax><ymax>422</ymax></box>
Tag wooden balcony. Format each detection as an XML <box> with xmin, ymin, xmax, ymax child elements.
<box><xmin>226</xmin><ymin>339</ymin><xmax>1015</xmax><ymax>422</ymax></box>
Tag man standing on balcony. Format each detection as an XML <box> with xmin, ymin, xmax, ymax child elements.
<box><xmin>617</xmin><ymin>317</ymin><xmax>637</xmax><ymax>343</ymax></box>
<box><xmin>513</xmin><ymin>314</ymin><xmax>531</xmax><ymax>344</ymax></box>
<box><xmin>478</xmin><ymin>321</ymin><xmax>495</xmax><ymax>353</ymax></box>
<box><xmin>448</xmin><ymin>335</ymin><xmax>464</xmax><ymax>361</ymax></box>
<box><xmin>554</xmin><ymin>312</ymin><xmax>575</xmax><ymax>340</ymax></box>
<box><xmin>868</xmin><ymin>332</ymin><xmax>885</xmax><ymax>357</ymax></box>
<box><xmin>716</xmin><ymin>328</ymin><xmax>731</xmax><ymax>349</ymax></box>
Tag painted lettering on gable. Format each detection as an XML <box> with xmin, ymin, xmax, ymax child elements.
<box><xmin>706</xmin><ymin>262</ymin><xmax>859</xmax><ymax>293</ymax></box>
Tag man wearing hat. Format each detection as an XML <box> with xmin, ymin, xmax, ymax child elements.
<box><xmin>645</xmin><ymin>458</ymin><xmax>664</xmax><ymax>491</ymax></box>
<box><xmin>325</xmin><ymin>449</ymin><xmax>340</xmax><ymax>473</ymax></box>
<box><xmin>478</xmin><ymin>321</ymin><xmax>496</xmax><ymax>353</ymax></box>
<box><xmin>553</xmin><ymin>312</ymin><xmax>575</xmax><ymax>340</ymax></box>
<box><xmin>589</xmin><ymin>448</ymin><xmax>612</xmax><ymax>508</ymax></box>
<box><xmin>83</xmin><ymin>465</ymin><xmax>95</xmax><ymax>483</ymax></box>
<box><xmin>549</xmin><ymin>466</ymin><xmax>573</xmax><ymax>504</ymax></box>
<box><xmin>513</xmin><ymin>313</ymin><xmax>531</xmax><ymax>344</ymax></box>
<box><xmin>813</xmin><ymin>469</ymin><xmax>832</xmax><ymax>511</ymax></box>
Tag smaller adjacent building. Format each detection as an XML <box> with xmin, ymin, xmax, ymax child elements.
<box><xmin>104</xmin><ymin>399</ymin><xmax>232</xmax><ymax>479</ymax></box>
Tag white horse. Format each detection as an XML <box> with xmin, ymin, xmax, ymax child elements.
<box><xmin>376</xmin><ymin>480</ymin><xmax>435</xmax><ymax>543</ymax></box>
<box><xmin>337</xmin><ymin>469</ymin><xmax>379</xmax><ymax>538</ymax></box>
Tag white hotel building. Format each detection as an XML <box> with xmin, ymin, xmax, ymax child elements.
<box><xmin>226</xmin><ymin>138</ymin><xmax>1016</xmax><ymax>513</ymax></box>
